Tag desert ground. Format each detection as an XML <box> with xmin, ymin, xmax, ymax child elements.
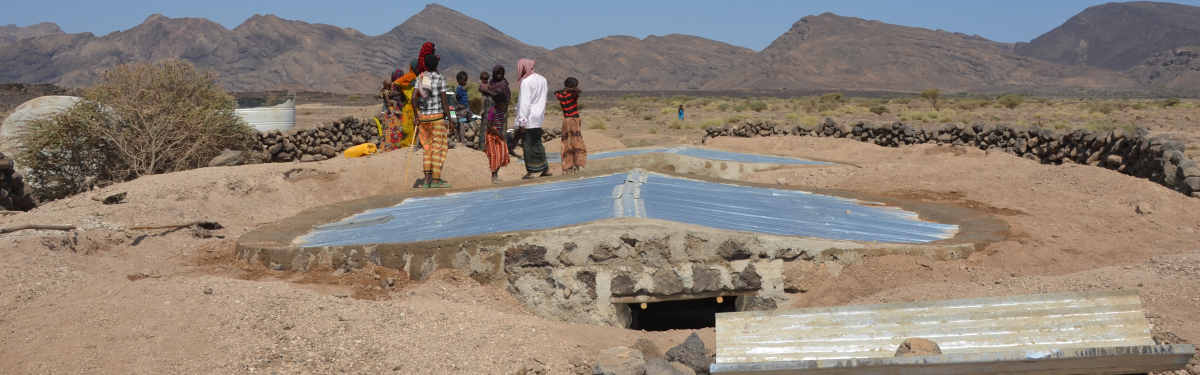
<box><xmin>1</xmin><ymin>92</ymin><xmax>1199</xmax><ymax>374</ymax></box>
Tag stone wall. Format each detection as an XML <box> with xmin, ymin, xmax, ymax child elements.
<box><xmin>254</xmin><ymin>116</ymin><xmax>561</xmax><ymax>163</ymax></box>
<box><xmin>241</xmin><ymin>219</ymin><xmax>979</xmax><ymax>327</ymax></box>
<box><xmin>0</xmin><ymin>152</ymin><xmax>34</xmax><ymax>211</ymax></box>
<box><xmin>704</xmin><ymin>119</ymin><xmax>1200</xmax><ymax>198</ymax></box>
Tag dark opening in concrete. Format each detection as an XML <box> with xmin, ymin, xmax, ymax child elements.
<box><xmin>627</xmin><ymin>297</ymin><xmax>737</xmax><ymax>331</ymax></box>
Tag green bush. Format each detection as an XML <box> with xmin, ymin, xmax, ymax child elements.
<box><xmin>648</xmin><ymin>128</ymin><xmax>657</xmax><ymax>134</ymax></box>
<box><xmin>869</xmin><ymin>105</ymin><xmax>889</xmax><ymax>115</ymax></box>
<box><xmin>348</xmin><ymin>95</ymin><xmax>363</xmax><ymax>101</ymax></box>
<box><xmin>1132</xmin><ymin>102</ymin><xmax>1148</xmax><ymax>110</ymax></box>
<box><xmin>642</xmin><ymin>114</ymin><xmax>654</xmax><ymax>120</ymax></box>
<box><xmin>16</xmin><ymin>60</ymin><xmax>252</xmax><ymax>201</ymax></box>
<box><xmin>1165</xmin><ymin>97</ymin><xmax>1181</xmax><ymax>107</ymax></box>
<box><xmin>749</xmin><ymin>101</ymin><xmax>768</xmax><ymax>112</ymax></box>
<box><xmin>891</xmin><ymin>97</ymin><xmax>911</xmax><ymax>105</ymax></box>
<box><xmin>785</xmin><ymin>113</ymin><xmax>800</xmax><ymax>121</ymax></box>
<box><xmin>820</xmin><ymin>92</ymin><xmax>843</xmax><ymax>102</ymax></box>
<box><xmin>701</xmin><ymin>118</ymin><xmax>724</xmax><ymax>128</ymax></box>
<box><xmin>668</xmin><ymin>121</ymin><xmax>684</xmax><ymax>130</ymax></box>
<box><xmin>998</xmin><ymin>95</ymin><xmax>1024</xmax><ymax>110</ymax></box>
<box><xmin>733</xmin><ymin>104</ymin><xmax>749</xmax><ymax>112</ymax></box>
<box><xmin>717</xmin><ymin>102</ymin><xmax>731</xmax><ymax>112</ymax></box>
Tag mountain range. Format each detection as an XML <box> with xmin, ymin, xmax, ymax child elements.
<box><xmin>1</xmin><ymin>2</ymin><xmax>1198</xmax><ymax>94</ymax></box>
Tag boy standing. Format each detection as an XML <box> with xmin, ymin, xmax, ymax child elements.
<box><xmin>415</xmin><ymin>53</ymin><xmax>453</xmax><ymax>188</ymax></box>
<box><xmin>453</xmin><ymin>71</ymin><xmax>473</xmax><ymax>146</ymax></box>
<box><xmin>555</xmin><ymin>77</ymin><xmax>586</xmax><ymax>174</ymax></box>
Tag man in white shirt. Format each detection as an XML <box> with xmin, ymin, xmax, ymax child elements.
<box><xmin>515</xmin><ymin>58</ymin><xmax>551</xmax><ymax>179</ymax></box>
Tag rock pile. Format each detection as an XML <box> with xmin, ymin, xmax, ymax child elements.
<box><xmin>593</xmin><ymin>333</ymin><xmax>709</xmax><ymax>375</ymax></box>
<box><xmin>705</xmin><ymin>118</ymin><xmax>1200</xmax><ymax>198</ymax></box>
<box><xmin>253</xmin><ymin>116</ymin><xmax>561</xmax><ymax>162</ymax></box>
<box><xmin>253</xmin><ymin>117</ymin><xmax>380</xmax><ymax>163</ymax></box>
<box><xmin>0</xmin><ymin>152</ymin><xmax>34</xmax><ymax>211</ymax></box>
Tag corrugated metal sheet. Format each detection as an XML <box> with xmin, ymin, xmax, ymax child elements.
<box><xmin>712</xmin><ymin>290</ymin><xmax>1194</xmax><ymax>374</ymax></box>
<box><xmin>641</xmin><ymin>175</ymin><xmax>956</xmax><ymax>243</ymax></box>
<box><xmin>297</xmin><ymin>171</ymin><xmax>956</xmax><ymax>247</ymax></box>
<box><xmin>521</xmin><ymin>146</ymin><xmax>831</xmax><ymax>165</ymax></box>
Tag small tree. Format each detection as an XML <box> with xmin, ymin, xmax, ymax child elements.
<box><xmin>920</xmin><ymin>88</ymin><xmax>941</xmax><ymax>111</ymax></box>
<box><xmin>85</xmin><ymin>59</ymin><xmax>253</xmax><ymax>177</ymax></box>
<box><xmin>998</xmin><ymin>94</ymin><xmax>1024</xmax><ymax>110</ymax></box>
<box><xmin>869</xmin><ymin>105</ymin><xmax>890</xmax><ymax>116</ymax></box>
<box><xmin>750</xmin><ymin>101</ymin><xmax>769</xmax><ymax>112</ymax></box>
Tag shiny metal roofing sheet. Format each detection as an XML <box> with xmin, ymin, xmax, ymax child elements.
<box><xmin>297</xmin><ymin>171</ymin><xmax>955</xmax><ymax>247</ymax></box>
<box><xmin>712</xmin><ymin>290</ymin><xmax>1194</xmax><ymax>374</ymax></box>
<box><xmin>641</xmin><ymin>175</ymin><xmax>955</xmax><ymax>243</ymax></box>
<box><xmin>520</xmin><ymin>146</ymin><xmax>831</xmax><ymax>165</ymax></box>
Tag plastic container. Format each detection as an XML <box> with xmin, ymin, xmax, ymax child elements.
<box><xmin>343</xmin><ymin>143</ymin><xmax>378</xmax><ymax>158</ymax></box>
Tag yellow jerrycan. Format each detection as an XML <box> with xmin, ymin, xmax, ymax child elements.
<box><xmin>343</xmin><ymin>143</ymin><xmax>378</xmax><ymax>158</ymax></box>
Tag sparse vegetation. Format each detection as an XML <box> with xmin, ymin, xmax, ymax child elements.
<box><xmin>1165</xmin><ymin>97</ymin><xmax>1182</xmax><ymax>107</ymax></box>
<box><xmin>920</xmin><ymin>88</ymin><xmax>942</xmax><ymax>111</ymax></box>
<box><xmin>642</xmin><ymin>114</ymin><xmax>654</xmax><ymax>120</ymax></box>
<box><xmin>587</xmin><ymin>117</ymin><xmax>607</xmax><ymax>130</ymax></box>
<box><xmin>648</xmin><ymin>128</ymin><xmax>657</xmax><ymax>134</ymax></box>
<box><xmin>998</xmin><ymin>94</ymin><xmax>1024</xmax><ymax>110</ymax></box>
<box><xmin>717</xmin><ymin>102</ymin><xmax>731</xmax><ymax>111</ymax></box>
<box><xmin>348</xmin><ymin>95</ymin><xmax>363</xmax><ymax>101</ymax></box>
<box><xmin>750</xmin><ymin>101</ymin><xmax>768</xmax><ymax>112</ymax></box>
<box><xmin>869</xmin><ymin>105</ymin><xmax>889</xmax><ymax>115</ymax></box>
<box><xmin>733</xmin><ymin>104</ymin><xmax>749</xmax><ymax>112</ymax></box>
<box><xmin>668</xmin><ymin>121</ymin><xmax>684</xmax><ymax>130</ymax></box>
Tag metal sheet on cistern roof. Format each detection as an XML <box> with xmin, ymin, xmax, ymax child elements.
<box><xmin>297</xmin><ymin>171</ymin><xmax>955</xmax><ymax>247</ymax></box>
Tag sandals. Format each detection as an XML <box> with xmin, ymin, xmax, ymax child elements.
<box><xmin>429</xmin><ymin>180</ymin><xmax>452</xmax><ymax>189</ymax></box>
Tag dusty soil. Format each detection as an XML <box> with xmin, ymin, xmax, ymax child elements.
<box><xmin>1</xmin><ymin>98</ymin><xmax>1199</xmax><ymax>374</ymax></box>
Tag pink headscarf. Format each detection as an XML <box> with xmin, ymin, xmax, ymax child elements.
<box><xmin>516</xmin><ymin>59</ymin><xmax>536</xmax><ymax>83</ymax></box>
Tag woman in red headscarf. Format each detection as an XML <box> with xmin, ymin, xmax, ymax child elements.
<box><xmin>415</xmin><ymin>42</ymin><xmax>437</xmax><ymax>74</ymax></box>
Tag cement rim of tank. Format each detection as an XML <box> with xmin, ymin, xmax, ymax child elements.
<box><xmin>237</xmin><ymin>167</ymin><xmax>1007</xmax><ymax>255</ymax></box>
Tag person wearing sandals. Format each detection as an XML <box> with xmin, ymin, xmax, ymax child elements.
<box><xmin>414</xmin><ymin>53</ymin><xmax>453</xmax><ymax>189</ymax></box>
<box><xmin>514</xmin><ymin>58</ymin><xmax>551</xmax><ymax>179</ymax></box>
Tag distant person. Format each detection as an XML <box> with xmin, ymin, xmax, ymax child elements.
<box><xmin>555</xmin><ymin>77</ymin><xmax>586</xmax><ymax>174</ymax></box>
<box><xmin>383</xmin><ymin>59</ymin><xmax>419</xmax><ymax>149</ymax></box>
<box><xmin>478</xmin><ymin>65</ymin><xmax>511</xmax><ymax>181</ymax></box>
<box><xmin>678</xmin><ymin>104</ymin><xmax>685</xmax><ymax>121</ymax></box>
<box><xmin>477</xmin><ymin>70</ymin><xmax>493</xmax><ymax>151</ymax></box>
<box><xmin>515</xmin><ymin>58</ymin><xmax>550</xmax><ymax>179</ymax></box>
<box><xmin>414</xmin><ymin>53</ymin><xmax>452</xmax><ymax>188</ymax></box>
<box><xmin>453</xmin><ymin>71</ymin><xmax>473</xmax><ymax>146</ymax></box>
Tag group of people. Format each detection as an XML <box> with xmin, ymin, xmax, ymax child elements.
<box><xmin>380</xmin><ymin>42</ymin><xmax>588</xmax><ymax>187</ymax></box>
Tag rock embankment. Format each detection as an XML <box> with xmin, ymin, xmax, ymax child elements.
<box><xmin>705</xmin><ymin>119</ymin><xmax>1200</xmax><ymax>198</ymax></box>
<box><xmin>254</xmin><ymin>116</ymin><xmax>560</xmax><ymax>162</ymax></box>
<box><xmin>0</xmin><ymin>152</ymin><xmax>34</xmax><ymax>211</ymax></box>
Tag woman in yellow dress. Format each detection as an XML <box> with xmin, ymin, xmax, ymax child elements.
<box><xmin>382</xmin><ymin>59</ymin><xmax>419</xmax><ymax>150</ymax></box>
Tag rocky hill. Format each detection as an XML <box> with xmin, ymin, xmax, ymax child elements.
<box><xmin>3</xmin><ymin>3</ymin><xmax>1199</xmax><ymax>93</ymax></box>
<box><xmin>534</xmin><ymin>34</ymin><xmax>754</xmax><ymax>91</ymax></box>
<box><xmin>1127</xmin><ymin>46</ymin><xmax>1200</xmax><ymax>88</ymax></box>
<box><xmin>0</xmin><ymin>5</ymin><xmax>545</xmax><ymax>93</ymax></box>
<box><xmin>702</xmin><ymin>13</ymin><xmax>1131</xmax><ymax>91</ymax></box>
<box><xmin>0</xmin><ymin>22</ymin><xmax>63</xmax><ymax>48</ymax></box>
<box><xmin>1014</xmin><ymin>1</ymin><xmax>1200</xmax><ymax>71</ymax></box>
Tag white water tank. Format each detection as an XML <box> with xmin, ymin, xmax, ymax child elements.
<box><xmin>0</xmin><ymin>95</ymin><xmax>82</xmax><ymax>155</ymax></box>
<box><xmin>234</xmin><ymin>94</ymin><xmax>296</xmax><ymax>132</ymax></box>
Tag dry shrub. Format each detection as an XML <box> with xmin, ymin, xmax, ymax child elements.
<box><xmin>14</xmin><ymin>101</ymin><xmax>125</xmax><ymax>201</ymax></box>
<box><xmin>16</xmin><ymin>59</ymin><xmax>253</xmax><ymax>201</ymax></box>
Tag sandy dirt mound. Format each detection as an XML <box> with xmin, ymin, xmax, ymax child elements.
<box><xmin>1</xmin><ymin>136</ymin><xmax>1198</xmax><ymax>373</ymax></box>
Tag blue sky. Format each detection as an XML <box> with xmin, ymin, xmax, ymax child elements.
<box><xmin>4</xmin><ymin>0</ymin><xmax>1200</xmax><ymax>51</ymax></box>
